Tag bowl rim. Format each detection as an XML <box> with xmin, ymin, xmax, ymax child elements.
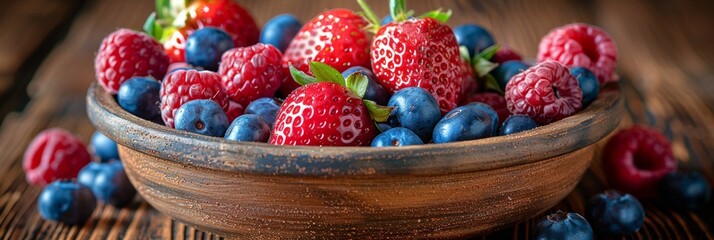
<box><xmin>86</xmin><ymin>82</ymin><xmax>622</xmax><ymax>177</ymax></box>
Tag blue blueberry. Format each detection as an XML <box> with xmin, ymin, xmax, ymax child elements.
<box><xmin>89</xmin><ymin>131</ymin><xmax>119</xmax><ymax>162</ymax></box>
<box><xmin>492</xmin><ymin>60</ymin><xmax>530</xmax><ymax>90</ymax></box>
<box><xmin>224</xmin><ymin>114</ymin><xmax>271</xmax><ymax>142</ymax></box>
<box><xmin>387</xmin><ymin>87</ymin><xmax>441</xmax><ymax>142</ymax></box>
<box><xmin>570</xmin><ymin>67</ymin><xmax>600</xmax><ymax>106</ymax></box>
<box><xmin>342</xmin><ymin>66</ymin><xmax>390</xmax><ymax>105</ymax></box>
<box><xmin>433</xmin><ymin>103</ymin><xmax>499</xmax><ymax>144</ymax></box>
<box><xmin>376</xmin><ymin>123</ymin><xmax>392</xmax><ymax>133</ymax></box>
<box><xmin>532</xmin><ymin>211</ymin><xmax>594</xmax><ymax>240</ymax></box>
<box><xmin>38</xmin><ymin>180</ymin><xmax>96</xmax><ymax>225</ymax></box>
<box><xmin>587</xmin><ymin>190</ymin><xmax>645</xmax><ymax>236</ymax></box>
<box><xmin>500</xmin><ymin>115</ymin><xmax>538</xmax><ymax>135</ymax></box>
<box><xmin>174</xmin><ymin>99</ymin><xmax>230</xmax><ymax>137</ymax></box>
<box><xmin>245</xmin><ymin>97</ymin><xmax>283</xmax><ymax>128</ymax></box>
<box><xmin>78</xmin><ymin>161</ymin><xmax>136</xmax><ymax>207</ymax></box>
<box><xmin>371</xmin><ymin>127</ymin><xmax>424</xmax><ymax>147</ymax></box>
<box><xmin>117</xmin><ymin>77</ymin><xmax>162</xmax><ymax>122</ymax></box>
<box><xmin>453</xmin><ymin>24</ymin><xmax>495</xmax><ymax>55</ymax></box>
<box><xmin>185</xmin><ymin>27</ymin><xmax>234</xmax><ymax>71</ymax></box>
<box><xmin>380</xmin><ymin>15</ymin><xmax>415</xmax><ymax>25</ymax></box>
<box><xmin>660</xmin><ymin>172</ymin><xmax>711</xmax><ymax>210</ymax></box>
<box><xmin>260</xmin><ymin>14</ymin><xmax>302</xmax><ymax>52</ymax></box>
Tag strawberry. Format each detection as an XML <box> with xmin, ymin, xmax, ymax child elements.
<box><xmin>269</xmin><ymin>62</ymin><xmax>392</xmax><ymax>146</ymax></box>
<box><xmin>359</xmin><ymin>0</ymin><xmax>462</xmax><ymax>114</ymax></box>
<box><xmin>144</xmin><ymin>0</ymin><xmax>259</xmax><ymax>63</ymax></box>
<box><xmin>279</xmin><ymin>9</ymin><xmax>371</xmax><ymax>96</ymax></box>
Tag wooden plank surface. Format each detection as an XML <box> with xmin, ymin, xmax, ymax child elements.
<box><xmin>1</xmin><ymin>0</ymin><xmax>713</xmax><ymax>239</ymax></box>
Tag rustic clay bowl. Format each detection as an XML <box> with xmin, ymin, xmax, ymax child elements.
<box><xmin>86</xmin><ymin>82</ymin><xmax>622</xmax><ymax>239</ymax></box>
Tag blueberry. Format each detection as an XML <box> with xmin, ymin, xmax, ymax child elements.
<box><xmin>185</xmin><ymin>27</ymin><xmax>234</xmax><ymax>71</ymax></box>
<box><xmin>532</xmin><ymin>211</ymin><xmax>594</xmax><ymax>240</ymax></box>
<box><xmin>453</xmin><ymin>24</ymin><xmax>495</xmax><ymax>55</ymax></box>
<box><xmin>78</xmin><ymin>161</ymin><xmax>136</xmax><ymax>207</ymax></box>
<box><xmin>587</xmin><ymin>190</ymin><xmax>645</xmax><ymax>236</ymax></box>
<box><xmin>387</xmin><ymin>87</ymin><xmax>441</xmax><ymax>142</ymax></box>
<box><xmin>38</xmin><ymin>180</ymin><xmax>96</xmax><ymax>225</ymax></box>
<box><xmin>260</xmin><ymin>14</ymin><xmax>302</xmax><ymax>52</ymax></box>
<box><xmin>570</xmin><ymin>67</ymin><xmax>600</xmax><ymax>106</ymax></box>
<box><xmin>660</xmin><ymin>172</ymin><xmax>711</xmax><ymax>210</ymax></box>
<box><xmin>380</xmin><ymin>15</ymin><xmax>415</xmax><ymax>25</ymax></box>
<box><xmin>492</xmin><ymin>60</ymin><xmax>530</xmax><ymax>90</ymax></box>
<box><xmin>433</xmin><ymin>103</ymin><xmax>499</xmax><ymax>144</ymax></box>
<box><xmin>371</xmin><ymin>127</ymin><xmax>423</xmax><ymax>147</ymax></box>
<box><xmin>117</xmin><ymin>77</ymin><xmax>162</xmax><ymax>122</ymax></box>
<box><xmin>376</xmin><ymin>123</ymin><xmax>392</xmax><ymax>133</ymax></box>
<box><xmin>224</xmin><ymin>114</ymin><xmax>271</xmax><ymax>142</ymax></box>
<box><xmin>500</xmin><ymin>115</ymin><xmax>538</xmax><ymax>135</ymax></box>
<box><xmin>89</xmin><ymin>131</ymin><xmax>119</xmax><ymax>162</ymax></box>
<box><xmin>174</xmin><ymin>99</ymin><xmax>230</xmax><ymax>137</ymax></box>
<box><xmin>245</xmin><ymin>97</ymin><xmax>283</xmax><ymax>128</ymax></box>
<box><xmin>342</xmin><ymin>66</ymin><xmax>390</xmax><ymax>105</ymax></box>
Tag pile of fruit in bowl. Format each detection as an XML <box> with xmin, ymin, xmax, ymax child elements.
<box><xmin>22</xmin><ymin>0</ymin><xmax>712</xmax><ymax>239</ymax></box>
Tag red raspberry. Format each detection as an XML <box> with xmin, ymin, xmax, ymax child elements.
<box><xmin>160</xmin><ymin>70</ymin><xmax>229</xmax><ymax>128</ymax></box>
<box><xmin>537</xmin><ymin>23</ymin><xmax>618</xmax><ymax>84</ymax></box>
<box><xmin>602</xmin><ymin>126</ymin><xmax>677</xmax><ymax>199</ymax></box>
<box><xmin>219</xmin><ymin>44</ymin><xmax>285</xmax><ymax>107</ymax></box>
<box><xmin>95</xmin><ymin>29</ymin><xmax>169</xmax><ymax>94</ymax></box>
<box><xmin>464</xmin><ymin>93</ymin><xmax>509</xmax><ymax>125</ymax></box>
<box><xmin>505</xmin><ymin>61</ymin><xmax>582</xmax><ymax>125</ymax></box>
<box><xmin>23</xmin><ymin>128</ymin><xmax>91</xmax><ymax>186</ymax></box>
<box><xmin>491</xmin><ymin>46</ymin><xmax>523</xmax><ymax>64</ymax></box>
<box><xmin>226</xmin><ymin>100</ymin><xmax>245</xmax><ymax>122</ymax></box>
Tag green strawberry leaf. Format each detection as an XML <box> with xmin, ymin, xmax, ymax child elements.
<box><xmin>473</xmin><ymin>56</ymin><xmax>499</xmax><ymax>78</ymax></box>
<box><xmin>345</xmin><ymin>72</ymin><xmax>369</xmax><ymax>98</ymax></box>
<box><xmin>289</xmin><ymin>64</ymin><xmax>318</xmax><ymax>86</ymax></box>
<box><xmin>390</xmin><ymin>0</ymin><xmax>407</xmax><ymax>22</ymax></box>
<box><xmin>364</xmin><ymin>100</ymin><xmax>393</xmax><ymax>122</ymax></box>
<box><xmin>143</xmin><ymin>12</ymin><xmax>159</xmax><ymax>39</ymax></box>
<box><xmin>309</xmin><ymin>62</ymin><xmax>345</xmax><ymax>86</ymax></box>
<box><xmin>357</xmin><ymin>0</ymin><xmax>381</xmax><ymax>33</ymax></box>
<box><xmin>419</xmin><ymin>9</ymin><xmax>452</xmax><ymax>23</ymax></box>
<box><xmin>483</xmin><ymin>74</ymin><xmax>504</xmax><ymax>94</ymax></box>
<box><xmin>478</xmin><ymin>45</ymin><xmax>501</xmax><ymax>61</ymax></box>
<box><xmin>459</xmin><ymin>46</ymin><xmax>472</xmax><ymax>64</ymax></box>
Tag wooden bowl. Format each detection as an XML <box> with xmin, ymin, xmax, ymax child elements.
<box><xmin>86</xmin><ymin>82</ymin><xmax>622</xmax><ymax>239</ymax></box>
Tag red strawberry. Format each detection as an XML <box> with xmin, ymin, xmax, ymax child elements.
<box><xmin>160</xmin><ymin>69</ymin><xmax>230</xmax><ymax>128</ymax></box>
<box><xmin>269</xmin><ymin>62</ymin><xmax>391</xmax><ymax>146</ymax></box>
<box><xmin>279</xmin><ymin>9</ymin><xmax>371</xmax><ymax>96</ymax></box>
<box><xmin>157</xmin><ymin>0</ymin><xmax>259</xmax><ymax>63</ymax></box>
<box><xmin>360</xmin><ymin>1</ymin><xmax>462</xmax><ymax>114</ymax></box>
<box><xmin>95</xmin><ymin>29</ymin><xmax>169</xmax><ymax>94</ymax></box>
<box><xmin>219</xmin><ymin>43</ymin><xmax>285</xmax><ymax>107</ymax></box>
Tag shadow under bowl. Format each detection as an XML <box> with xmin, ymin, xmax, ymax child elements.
<box><xmin>86</xmin><ymin>82</ymin><xmax>622</xmax><ymax>239</ymax></box>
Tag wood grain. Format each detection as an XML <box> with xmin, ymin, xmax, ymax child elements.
<box><xmin>0</xmin><ymin>0</ymin><xmax>713</xmax><ymax>239</ymax></box>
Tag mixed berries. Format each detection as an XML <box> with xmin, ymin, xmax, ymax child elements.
<box><xmin>22</xmin><ymin>0</ymin><xmax>714</xmax><ymax>235</ymax></box>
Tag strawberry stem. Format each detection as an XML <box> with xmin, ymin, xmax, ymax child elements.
<box><xmin>357</xmin><ymin>0</ymin><xmax>381</xmax><ymax>33</ymax></box>
<box><xmin>390</xmin><ymin>0</ymin><xmax>407</xmax><ymax>22</ymax></box>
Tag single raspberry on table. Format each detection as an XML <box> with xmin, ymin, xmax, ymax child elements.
<box><xmin>464</xmin><ymin>93</ymin><xmax>509</xmax><ymax>125</ymax></box>
<box><xmin>219</xmin><ymin>43</ymin><xmax>286</xmax><ymax>107</ymax></box>
<box><xmin>160</xmin><ymin>69</ymin><xmax>229</xmax><ymax>128</ymax></box>
<box><xmin>23</xmin><ymin>128</ymin><xmax>91</xmax><ymax>186</ymax></box>
<box><xmin>95</xmin><ymin>29</ymin><xmax>169</xmax><ymax>94</ymax></box>
<box><xmin>537</xmin><ymin>23</ymin><xmax>618</xmax><ymax>84</ymax></box>
<box><xmin>602</xmin><ymin>126</ymin><xmax>677</xmax><ymax>199</ymax></box>
<box><xmin>505</xmin><ymin>61</ymin><xmax>582</xmax><ymax>125</ymax></box>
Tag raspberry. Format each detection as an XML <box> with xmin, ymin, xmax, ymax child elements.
<box><xmin>219</xmin><ymin>43</ymin><xmax>285</xmax><ymax>107</ymax></box>
<box><xmin>505</xmin><ymin>61</ymin><xmax>582</xmax><ymax>124</ymax></box>
<box><xmin>23</xmin><ymin>128</ymin><xmax>91</xmax><ymax>186</ymax></box>
<box><xmin>602</xmin><ymin>126</ymin><xmax>677</xmax><ymax>199</ymax></box>
<box><xmin>226</xmin><ymin>100</ymin><xmax>245</xmax><ymax>121</ymax></box>
<box><xmin>491</xmin><ymin>46</ymin><xmax>523</xmax><ymax>64</ymax></box>
<box><xmin>160</xmin><ymin>70</ymin><xmax>229</xmax><ymax>128</ymax></box>
<box><xmin>95</xmin><ymin>29</ymin><xmax>169</xmax><ymax>94</ymax></box>
<box><xmin>464</xmin><ymin>93</ymin><xmax>509</xmax><ymax>125</ymax></box>
<box><xmin>537</xmin><ymin>23</ymin><xmax>618</xmax><ymax>84</ymax></box>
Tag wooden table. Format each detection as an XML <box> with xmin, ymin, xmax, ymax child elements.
<box><xmin>0</xmin><ymin>0</ymin><xmax>712</xmax><ymax>239</ymax></box>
